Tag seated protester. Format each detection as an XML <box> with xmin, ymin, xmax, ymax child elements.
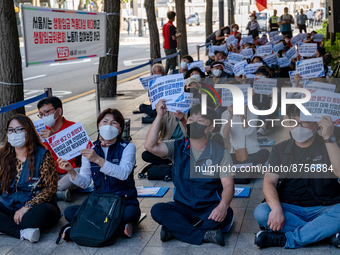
<box><xmin>230</xmin><ymin>23</ymin><xmax>241</xmax><ymax>41</ymax></box>
<box><xmin>0</xmin><ymin>114</ymin><xmax>60</xmax><ymax>243</ymax></box>
<box><xmin>210</xmin><ymin>61</ymin><xmax>230</xmax><ymax>80</ymax></box>
<box><xmin>184</xmin><ymin>66</ymin><xmax>206</xmax><ymax>80</ymax></box>
<box><xmin>214</xmin><ymin>50</ymin><xmax>227</xmax><ymax>62</ymax></box>
<box><xmin>151</xmin><ymin>63</ymin><xmax>165</xmax><ymax>76</ymax></box>
<box><xmin>59</xmin><ymin>108</ymin><xmax>140</xmax><ymax>238</ymax></box>
<box><xmin>283</xmin><ymin>35</ymin><xmax>293</xmax><ymax>48</ymax></box>
<box><xmin>254</xmin><ymin>104</ymin><xmax>340</xmax><ymax>249</ymax></box>
<box><xmin>171</xmin><ymin>55</ymin><xmax>194</xmax><ymax>75</ymax></box>
<box><xmin>145</xmin><ymin>102</ymin><xmax>235</xmax><ymax>246</ymax></box>
<box><xmin>206</xmin><ymin>25</ymin><xmax>231</xmax><ymax>46</ymax></box>
<box><xmin>37</xmin><ymin>97</ymin><xmax>76</xmax><ymax>202</ymax></box>
<box><xmin>246</xmin><ymin>12</ymin><xmax>261</xmax><ymax>39</ymax></box>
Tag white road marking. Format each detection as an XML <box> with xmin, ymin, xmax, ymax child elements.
<box><xmin>23</xmin><ymin>75</ymin><xmax>47</xmax><ymax>81</ymax></box>
<box><xmin>123</xmin><ymin>58</ymin><xmax>150</xmax><ymax>66</ymax></box>
<box><xmin>49</xmin><ymin>58</ymin><xmax>91</xmax><ymax>66</ymax></box>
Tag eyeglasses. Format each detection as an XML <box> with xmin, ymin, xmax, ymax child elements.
<box><xmin>37</xmin><ymin>108</ymin><xmax>55</xmax><ymax>119</ymax></box>
<box><xmin>289</xmin><ymin>120</ymin><xmax>312</xmax><ymax>128</ymax></box>
<box><xmin>6</xmin><ymin>127</ymin><xmax>26</xmax><ymax>134</ymax></box>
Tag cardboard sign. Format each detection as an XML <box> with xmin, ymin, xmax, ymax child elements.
<box><xmin>278</xmin><ymin>57</ymin><xmax>290</xmax><ymax>68</ymax></box>
<box><xmin>253</xmin><ymin>77</ymin><xmax>277</xmax><ymax>95</ymax></box>
<box><xmin>221</xmin><ymin>84</ymin><xmax>250</xmax><ymax>106</ymax></box>
<box><xmin>233</xmin><ymin>60</ymin><xmax>248</xmax><ymax>76</ymax></box>
<box><xmin>240</xmin><ymin>48</ymin><xmax>254</xmax><ymax>59</ymax></box>
<box><xmin>47</xmin><ymin>122</ymin><xmax>93</xmax><ymax>161</ymax></box>
<box><xmin>256</xmin><ymin>45</ymin><xmax>273</xmax><ymax>56</ymax></box>
<box><xmin>139</xmin><ymin>75</ymin><xmax>160</xmax><ymax>90</ymax></box>
<box><xmin>296</xmin><ymin>57</ymin><xmax>325</xmax><ymax>79</ymax></box>
<box><xmin>188</xmin><ymin>61</ymin><xmax>205</xmax><ymax>73</ymax></box>
<box><xmin>227</xmin><ymin>52</ymin><xmax>244</xmax><ymax>64</ymax></box>
<box><xmin>263</xmin><ymin>54</ymin><xmax>278</xmax><ymax>67</ymax></box>
<box><xmin>298</xmin><ymin>43</ymin><xmax>317</xmax><ymax>57</ymax></box>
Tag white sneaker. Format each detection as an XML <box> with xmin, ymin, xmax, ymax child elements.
<box><xmin>20</xmin><ymin>228</ymin><xmax>40</xmax><ymax>243</ymax></box>
<box><xmin>257</xmin><ymin>127</ymin><xmax>269</xmax><ymax>136</ymax></box>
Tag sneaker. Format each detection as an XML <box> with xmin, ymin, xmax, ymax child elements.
<box><xmin>330</xmin><ymin>233</ymin><xmax>340</xmax><ymax>248</ymax></box>
<box><xmin>124</xmin><ymin>223</ymin><xmax>133</xmax><ymax>238</ymax></box>
<box><xmin>20</xmin><ymin>228</ymin><xmax>40</xmax><ymax>243</ymax></box>
<box><xmin>255</xmin><ymin>230</ymin><xmax>286</xmax><ymax>248</ymax></box>
<box><xmin>203</xmin><ymin>229</ymin><xmax>225</xmax><ymax>246</ymax></box>
<box><xmin>56</xmin><ymin>189</ymin><xmax>72</xmax><ymax>202</ymax></box>
<box><xmin>257</xmin><ymin>127</ymin><xmax>269</xmax><ymax>136</ymax></box>
<box><xmin>160</xmin><ymin>226</ymin><xmax>174</xmax><ymax>242</ymax></box>
<box><xmin>142</xmin><ymin>117</ymin><xmax>155</xmax><ymax>124</ymax></box>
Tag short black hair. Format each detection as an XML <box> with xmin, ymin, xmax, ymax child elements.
<box><xmin>287</xmin><ymin>104</ymin><xmax>300</xmax><ymax>118</ymax></box>
<box><xmin>188</xmin><ymin>104</ymin><xmax>218</xmax><ymax>126</ymax></box>
<box><xmin>37</xmin><ymin>96</ymin><xmax>63</xmax><ymax>111</ymax></box>
<box><xmin>167</xmin><ymin>11</ymin><xmax>176</xmax><ymax>20</ymax></box>
<box><xmin>182</xmin><ymin>55</ymin><xmax>194</xmax><ymax>63</ymax></box>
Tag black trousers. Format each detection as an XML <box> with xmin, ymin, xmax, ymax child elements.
<box><xmin>0</xmin><ymin>202</ymin><xmax>60</xmax><ymax>239</ymax></box>
<box><xmin>142</xmin><ymin>151</ymin><xmax>172</xmax><ymax>165</ymax></box>
<box><xmin>299</xmin><ymin>24</ymin><xmax>307</xmax><ymax>33</ymax></box>
<box><xmin>151</xmin><ymin>201</ymin><xmax>233</xmax><ymax>245</ymax></box>
<box><xmin>139</xmin><ymin>104</ymin><xmax>157</xmax><ymax>118</ymax></box>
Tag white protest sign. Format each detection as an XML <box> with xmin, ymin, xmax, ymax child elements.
<box><xmin>21</xmin><ymin>6</ymin><xmax>106</xmax><ymax>67</ymax></box>
<box><xmin>256</xmin><ymin>45</ymin><xmax>273</xmax><ymax>56</ymax></box>
<box><xmin>301</xmin><ymin>33</ymin><xmax>308</xmax><ymax>42</ymax></box>
<box><xmin>300</xmin><ymin>90</ymin><xmax>340</xmax><ymax>126</ymax></box>
<box><xmin>221</xmin><ymin>84</ymin><xmax>250</xmax><ymax>106</ymax></box>
<box><xmin>223</xmin><ymin>60</ymin><xmax>234</xmax><ymax>74</ymax></box>
<box><xmin>298</xmin><ymin>43</ymin><xmax>317</xmax><ymax>57</ymax></box>
<box><xmin>284</xmin><ymin>47</ymin><xmax>297</xmax><ymax>61</ymax></box>
<box><xmin>33</xmin><ymin>119</ymin><xmax>46</xmax><ymax>142</ymax></box>
<box><xmin>46</xmin><ymin>122</ymin><xmax>93</xmax><ymax>161</ymax></box>
<box><xmin>208</xmin><ymin>44</ymin><xmax>228</xmax><ymax>56</ymax></box>
<box><xmin>296</xmin><ymin>57</ymin><xmax>325</xmax><ymax>79</ymax></box>
<box><xmin>227</xmin><ymin>52</ymin><xmax>244</xmax><ymax>64</ymax></box>
<box><xmin>258</xmin><ymin>36</ymin><xmax>268</xmax><ymax>45</ymax></box>
<box><xmin>242</xmin><ymin>35</ymin><xmax>253</xmax><ymax>44</ymax></box>
<box><xmin>188</xmin><ymin>61</ymin><xmax>205</xmax><ymax>73</ymax></box>
<box><xmin>290</xmin><ymin>34</ymin><xmax>302</xmax><ymax>46</ymax></box>
<box><xmin>266</xmin><ymin>41</ymin><xmax>275</xmax><ymax>46</ymax></box>
<box><xmin>190</xmin><ymin>93</ymin><xmax>200</xmax><ymax>106</ymax></box>
<box><xmin>273</xmin><ymin>42</ymin><xmax>284</xmax><ymax>53</ymax></box>
<box><xmin>289</xmin><ymin>71</ymin><xmax>296</xmax><ymax>85</ymax></box>
<box><xmin>149</xmin><ymin>74</ymin><xmax>185</xmax><ymax>109</ymax></box>
<box><xmin>244</xmin><ymin>63</ymin><xmax>262</xmax><ymax>77</ymax></box>
<box><xmin>240</xmin><ymin>48</ymin><xmax>254</xmax><ymax>59</ymax></box>
<box><xmin>327</xmin><ymin>66</ymin><xmax>333</xmax><ymax>78</ymax></box>
<box><xmin>253</xmin><ymin>77</ymin><xmax>277</xmax><ymax>95</ymax></box>
<box><xmin>269</xmin><ymin>31</ymin><xmax>280</xmax><ymax>41</ymax></box>
<box><xmin>312</xmin><ymin>34</ymin><xmax>324</xmax><ymax>42</ymax></box>
<box><xmin>139</xmin><ymin>75</ymin><xmax>160</xmax><ymax>90</ymax></box>
<box><xmin>304</xmin><ymin>81</ymin><xmax>336</xmax><ymax>92</ymax></box>
<box><xmin>278</xmin><ymin>57</ymin><xmax>290</xmax><ymax>68</ymax></box>
<box><xmin>166</xmin><ymin>92</ymin><xmax>191</xmax><ymax>113</ymax></box>
<box><xmin>233</xmin><ymin>60</ymin><xmax>248</xmax><ymax>76</ymax></box>
<box><xmin>273</xmin><ymin>35</ymin><xmax>283</xmax><ymax>43</ymax></box>
<box><xmin>263</xmin><ymin>54</ymin><xmax>278</xmax><ymax>67</ymax></box>
<box><xmin>227</xmin><ymin>35</ymin><xmax>238</xmax><ymax>46</ymax></box>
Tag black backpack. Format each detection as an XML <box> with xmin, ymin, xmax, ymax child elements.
<box><xmin>138</xmin><ymin>164</ymin><xmax>172</xmax><ymax>181</ymax></box>
<box><xmin>56</xmin><ymin>193</ymin><xmax>125</xmax><ymax>247</ymax></box>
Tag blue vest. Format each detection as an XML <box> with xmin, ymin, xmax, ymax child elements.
<box><xmin>90</xmin><ymin>140</ymin><xmax>138</xmax><ymax>203</ymax></box>
<box><xmin>172</xmin><ymin>138</ymin><xmax>225</xmax><ymax>209</ymax></box>
<box><xmin>0</xmin><ymin>146</ymin><xmax>46</xmax><ymax>211</ymax></box>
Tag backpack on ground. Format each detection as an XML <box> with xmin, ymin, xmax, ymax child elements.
<box><xmin>138</xmin><ymin>164</ymin><xmax>172</xmax><ymax>181</ymax></box>
<box><xmin>56</xmin><ymin>193</ymin><xmax>125</xmax><ymax>247</ymax></box>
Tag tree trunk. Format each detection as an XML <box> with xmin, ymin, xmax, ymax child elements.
<box><xmin>0</xmin><ymin>0</ymin><xmax>24</xmax><ymax>142</ymax></box>
<box><xmin>120</xmin><ymin>1</ymin><xmax>124</xmax><ymax>32</ymax></box>
<box><xmin>206</xmin><ymin>0</ymin><xmax>213</xmax><ymax>38</ymax></box>
<box><xmin>174</xmin><ymin>0</ymin><xmax>188</xmax><ymax>57</ymax></box>
<box><xmin>144</xmin><ymin>0</ymin><xmax>161</xmax><ymax>62</ymax></box>
<box><xmin>93</xmin><ymin>0</ymin><xmax>103</xmax><ymax>12</ymax></box>
<box><xmin>78</xmin><ymin>0</ymin><xmax>85</xmax><ymax>10</ymax></box>
<box><xmin>230</xmin><ymin>0</ymin><xmax>235</xmax><ymax>24</ymax></box>
<box><xmin>98</xmin><ymin>0</ymin><xmax>120</xmax><ymax>97</ymax></box>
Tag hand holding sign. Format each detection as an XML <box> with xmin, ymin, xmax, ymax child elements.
<box><xmin>155</xmin><ymin>99</ymin><xmax>167</xmax><ymax>117</ymax></box>
<box><xmin>57</xmin><ymin>158</ymin><xmax>74</xmax><ymax>172</ymax></box>
<box><xmin>81</xmin><ymin>149</ymin><xmax>103</xmax><ymax>165</ymax></box>
<box><xmin>318</xmin><ymin>116</ymin><xmax>334</xmax><ymax>140</ymax></box>
<box><xmin>40</xmin><ymin>129</ymin><xmax>54</xmax><ymax>140</ymax></box>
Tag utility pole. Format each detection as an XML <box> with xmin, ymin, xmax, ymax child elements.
<box><xmin>219</xmin><ymin>0</ymin><xmax>224</xmax><ymax>28</ymax></box>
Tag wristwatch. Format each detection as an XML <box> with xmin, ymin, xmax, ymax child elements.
<box><xmin>324</xmin><ymin>134</ymin><xmax>337</xmax><ymax>143</ymax></box>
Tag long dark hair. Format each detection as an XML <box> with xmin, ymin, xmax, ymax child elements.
<box><xmin>0</xmin><ymin>114</ymin><xmax>46</xmax><ymax>193</ymax></box>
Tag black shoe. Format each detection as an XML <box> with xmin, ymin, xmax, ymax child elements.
<box><xmin>329</xmin><ymin>233</ymin><xmax>340</xmax><ymax>248</ymax></box>
<box><xmin>203</xmin><ymin>229</ymin><xmax>225</xmax><ymax>246</ymax></box>
<box><xmin>133</xmin><ymin>110</ymin><xmax>142</xmax><ymax>114</ymax></box>
<box><xmin>160</xmin><ymin>226</ymin><xmax>174</xmax><ymax>242</ymax></box>
<box><xmin>255</xmin><ymin>230</ymin><xmax>286</xmax><ymax>248</ymax></box>
<box><xmin>142</xmin><ymin>117</ymin><xmax>155</xmax><ymax>124</ymax></box>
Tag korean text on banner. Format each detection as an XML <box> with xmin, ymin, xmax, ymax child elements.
<box><xmin>209</xmin><ymin>44</ymin><xmax>228</xmax><ymax>57</ymax></box>
<box><xmin>278</xmin><ymin>57</ymin><xmax>291</xmax><ymax>68</ymax></box>
<box><xmin>242</xmin><ymin>35</ymin><xmax>254</xmax><ymax>44</ymax></box>
<box><xmin>47</xmin><ymin>122</ymin><xmax>93</xmax><ymax>161</ymax></box>
<box><xmin>223</xmin><ymin>60</ymin><xmax>234</xmax><ymax>74</ymax></box>
<box><xmin>253</xmin><ymin>77</ymin><xmax>277</xmax><ymax>95</ymax></box>
<box><xmin>227</xmin><ymin>52</ymin><xmax>244</xmax><ymax>64</ymax></box>
<box><xmin>139</xmin><ymin>75</ymin><xmax>160</xmax><ymax>90</ymax></box>
<box><xmin>188</xmin><ymin>61</ymin><xmax>205</xmax><ymax>73</ymax></box>
<box><xmin>227</xmin><ymin>35</ymin><xmax>238</xmax><ymax>46</ymax></box>
<box><xmin>300</xmin><ymin>90</ymin><xmax>340</xmax><ymax>126</ymax></box>
<box><xmin>290</xmin><ymin>34</ymin><xmax>302</xmax><ymax>46</ymax></box>
<box><xmin>304</xmin><ymin>81</ymin><xmax>336</xmax><ymax>93</ymax></box>
<box><xmin>273</xmin><ymin>42</ymin><xmax>284</xmax><ymax>53</ymax></box>
<box><xmin>269</xmin><ymin>31</ymin><xmax>280</xmax><ymax>41</ymax></box>
<box><xmin>149</xmin><ymin>74</ymin><xmax>185</xmax><ymax>110</ymax></box>
<box><xmin>298</xmin><ymin>43</ymin><xmax>317</xmax><ymax>57</ymax></box>
<box><xmin>312</xmin><ymin>34</ymin><xmax>324</xmax><ymax>42</ymax></box>
<box><xmin>221</xmin><ymin>84</ymin><xmax>250</xmax><ymax>106</ymax></box>
<box><xmin>284</xmin><ymin>47</ymin><xmax>297</xmax><ymax>61</ymax></box>
<box><xmin>256</xmin><ymin>45</ymin><xmax>273</xmax><ymax>56</ymax></box>
<box><xmin>166</xmin><ymin>92</ymin><xmax>191</xmax><ymax>113</ymax></box>
<box><xmin>233</xmin><ymin>60</ymin><xmax>248</xmax><ymax>76</ymax></box>
<box><xmin>244</xmin><ymin>63</ymin><xmax>262</xmax><ymax>77</ymax></box>
<box><xmin>240</xmin><ymin>48</ymin><xmax>254</xmax><ymax>59</ymax></box>
<box><xmin>263</xmin><ymin>54</ymin><xmax>278</xmax><ymax>67</ymax></box>
<box><xmin>273</xmin><ymin>35</ymin><xmax>283</xmax><ymax>43</ymax></box>
<box><xmin>296</xmin><ymin>57</ymin><xmax>325</xmax><ymax>78</ymax></box>
<box><xmin>21</xmin><ymin>6</ymin><xmax>106</xmax><ymax>66</ymax></box>
<box><xmin>33</xmin><ymin>119</ymin><xmax>46</xmax><ymax>142</ymax></box>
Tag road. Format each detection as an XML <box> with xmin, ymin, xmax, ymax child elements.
<box><xmin>21</xmin><ymin>24</ymin><xmax>209</xmax><ymax>111</ymax></box>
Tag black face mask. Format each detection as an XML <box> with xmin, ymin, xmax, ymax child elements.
<box><xmin>186</xmin><ymin>122</ymin><xmax>208</xmax><ymax>139</ymax></box>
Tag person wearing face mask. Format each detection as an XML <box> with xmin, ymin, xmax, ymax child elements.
<box><xmin>209</xmin><ymin>61</ymin><xmax>229</xmax><ymax>80</ymax></box>
<box><xmin>0</xmin><ymin>114</ymin><xmax>60</xmax><ymax>243</ymax></box>
<box><xmin>230</xmin><ymin>23</ymin><xmax>241</xmax><ymax>44</ymax></box>
<box><xmin>206</xmin><ymin>25</ymin><xmax>231</xmax><ymax>46</ymax></box>
<box><xmin>283</xmin><ymin>35</ymin><xmax>293</xmax><ymax>48</ymax></box>
<box><xmin>184</xmin><ymin>66</ymin><xmax>206</xmax><ymax>80</ymax></box>
<box><xmin>278</xmin><ymin>7</ymin><xmax>294</xmax><ymax>38</ymax></box>
<box><xmin>246</xmin><ymin>12</ymin><xmax>261</xmax><ymax>39</ymax></box>
<box><xmin>170</xmin><ymin>55</ymin><xmax>194</xmax><ymax>75</ymax></box>
<box><xmin>37</xmin><ymin>97</ymin><xmax>76</xmax><ymax>202</ymax></box>
<box><xmin>145</xmin><ymin>102</ymin><xmax>234</xmax><ymax>246</ymax></box>
<box><xmin>59</xmin><ymin>108</ymin><xmax>140</xmax><ymax>239</ymax></box>
<box><xmin>254</xmin><ymin>104</ymin><xmax>340</xmax><ymax>249</ymax></box>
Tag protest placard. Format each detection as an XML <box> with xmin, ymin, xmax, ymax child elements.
<box><xmin>300</xmin><ymin>33</ymin><xmax>308</xmax><ymax>42</ymax></box>
<box><xmin>304</xmin><ymin>80</ymin><xmax>336</xmax><ymax>92</ymax></box>
<box><xmin>273</xmin><ymin>42</ymin><xmax>284</xmax><ymax>53</ymax></box>
<box><xmin>47</xmin><ymin>122</ymin><xmax>93</xmax><ymax>161</ymax></box>
<box><xmin>227</xmin><ymin>35</ymin><xmax>238</xmax><ymax>46</ymax></box>
<box><xmin>290</xmin><ymin>34</ymin><xmax>302</xmax><ymax>46</ymax></box>
<box><xmin>296</xmin><ymin>57</ymin><xmax>325</xmax><ymax>78</ymax></box>
<box><xmin>266</xmin><ymin>41</ymin><xmax>275</xmax><ymax>46</ymax></box>
<box><xmin>233</xmin><ymin>60</ymin><xmax>248</xmax><ymax>76</ymax></box>
<box><xmin>263</xmin><ymin>54</ymin><xmax>278</xmax><ymax>67</ymax></box>
<box><xmin>300</xmin><ymin>90</ymin><xmax>340</xmax><ymax>126</ymax></box>
<box><xmin>21</xmin><ymin>6</ymin><xmax>106</xmax><ymax>67</ymax></box>
<box><xmin>284</xmin><ymin>47</ymin><xmax>297</xmax><ymax>61</ymax></box>
<box><xmin>327</xmin><ymin>66</ymin><xmax>333</xmax><ymax>78</ymax></box>
<box><xmin>33</xmin><ymin>119</ymin><xmax>46</xmax><ymax>142</ymax></box>
<box><xmin>223</xmin><ymin>60</ymin><xmax>234</xmax><ymax>74</ymax></box>
<box><xmin>312</xmin><ymin>34</ymin><xmax>324</xmax><ymax>42</ymax></box>
<box><xmin>256</xmin><ymin>45</ymin><xmax>273</xmax><ymax>56</ymax></box>
<box><xmin>258</xmin><ymin>36</ymin><xmax>268</xmax><ymax>45</ymax></box>
<box><xmin>227</xmin><ymin>52</ymin><xmax>244</xmax><ymax>64</ymax></box>
<box><xmin>278</xmin><ymin>57</ymin><xmax>290</xmax><ymax>68</ymax></box>
<box><xmin>269</xmin><ymin>31</ymin><xmax>280</xmax><ymax>41</ymax></box>
<box><xmin>139</xmin><ymin>75</ymin><xmax>160</xmax><ymax>90</ymax></box>
<box><xmin>166</xmin><ymin>92</ymin><xmax>192</xmax><ymax>113</ymax></box>
<box><xmin>298</xmin><ymin>43</ymin><xmax>317</xmax><ymax>57</ymax></box>
<box><xmin>289</xmin><ymin>70</ymin><xmax>308</xmax><ymax>87</ymax></box>
<box><xmin>242</xmin><ymin>35</ymin><xmax>253</xmax><ymax>44</ymax></box>
<box><xmin>208</xmin><ymin>44</ymin><xmax>228</xmax><ymax>56</ymax></box>
<box><xmin>149</xmin><ymin>74</ymin><xmax>185</xmax><ymax>109</ymax></box>
<box><xmin>273</xmin><ymin>35</ymin><xmax>283</xmax><ymax>43</ymax></box>
<box><xmin>244</xmin><ymin>63</ymin><xmax>262</xmax><ymax>77</ymax></box>
<box><xmin>188</xmin><ymin>61</ymin><xmax>205</xmax><ymax>73</ymax></box>
<box><xmin>221</xmin><ymin>84</ymin><xmax>250</xmax><ymax>106</ymax></box>
<box><xmin>253</xmin><ymin>77</ymin><xmax>278</xmax><ymax>95</ymax></box>
<box><xmin>240</xmin><ymin>48</ymin><xmax>254</xmax><ymax>59</ymax></box>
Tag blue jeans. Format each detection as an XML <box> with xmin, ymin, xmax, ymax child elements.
<box><xmin>254</xmin><ymin>202</ymin><xmax>340</xmax><ymax>248</ymax></box>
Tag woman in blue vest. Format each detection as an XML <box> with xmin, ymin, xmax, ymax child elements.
<box><xmin>0</xmin><ymin>114</ymin><xmax>60</xmax><ymax>243</ymax></box>
<box><xmin>59</xmin><ymin>108</ymin><xmax>140</xmax><ymax>238</ymax></box>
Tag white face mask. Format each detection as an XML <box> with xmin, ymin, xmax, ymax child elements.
<box><xmin>99</xmin><ymin>125</ymin><xmax>119</xmax><ymax>141</ymax></box>
<box><xmin>7</xmin><ymin>133</ymin><xmax>26</xmax><ymax>148</ymax></box>
<box><xmin>212</xmin><ymin>69</ymin><xmax>222</xmax><ymax>77</ymax></box>
<box><xmin>42</xmin><ymin>112</ymin><xmax>58</xmax><ymax>128</ymax></box>
<box><xmin>251</xmin><ymin>17</ymin><xmax>255</xmax><ymax>21</ymax></box>
<box><xmin>180</xmin><ymin>61</ymin><xmax>188</xmax><ymax>69</ymax></box>
<box><xmin>191</xmin><ymin>74</ymin><xmax>201</xmax><ymax>80</ymax></box>
<box><xmin>285</xmin><ymin>39</ymin><xmax>290</xmax><ymax>43</ymax></box>
<box><xmin>291</xmin><ymin>126</ymin><xmax>315</xmax><ymax>143</ymax></box>
<box><xmin>232</xmin><ymin>28</ymin><xmax>237</xmax><ymax>32</ymax></box>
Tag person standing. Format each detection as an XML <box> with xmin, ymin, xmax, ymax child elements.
<box><xmin>296</xmin><ymin>9</ymin><xmax>308</xmax><ymax>33</ymax></box>
<box><xmin>307</xmin><ymin>9</ymin><xmax>314</xmax><ymax>28</ymax></box>
<box><xmin>246</xmin><ymin>12</ymin><xmax>261</xmax><ymax>39</ymax></box>
<box><xmin>268</xmin><ymin>10</ymin><xmax>279</xmax><ymax>32</ymax></box>
<box><xmin>162</xmin><ymin>11</ymin><xmax>182</xmax><ymax>75</ymax></box>
<box><xmin>278</xmin><ymin>7</ymin><xmax>294</xmax><ymax>38</ymax></box>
